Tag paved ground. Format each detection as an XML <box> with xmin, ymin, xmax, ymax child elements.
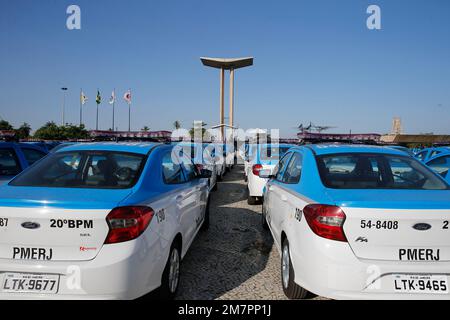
<box><xmin>176</xmin><ymin>165</ymin><xmax>314</xmax><ymax>300</ymax></box>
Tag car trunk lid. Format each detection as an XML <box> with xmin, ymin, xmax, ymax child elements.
<box><xmin>327</xmin><ymin>189</ymin><xmax>450</xmax><ymax>262</ymax></box>
<box><xmin>0</xmin><ymin>186</ymin><xmax>132</xmax><ymax>262</ymax></box>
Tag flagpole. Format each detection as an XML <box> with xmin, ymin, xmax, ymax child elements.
<box><xmin>79</xmin><ymin>88</ymin><xmax>82</xmax><ymax>127</ymax></box>
<box><xmin>112</xmin><ymin>88</ymin><xmax>115</xmax><ymax>132</ymax></box>
<box><xmin>128</xmin><ymin>88</ymin><xmax>131</xmax><ymax>132</ymax></box>
<box><xmin>96</xmin><ymin>89</ymin><xmax>99</xmax><ymax>131</ymax></box>
<box><xmin>96</xmin><ymin>104</ymin><xmax>99</xmax><ymax>131</ymax></box>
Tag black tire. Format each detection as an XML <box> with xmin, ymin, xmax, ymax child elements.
<box><xmin>247</xmin><ymin>196</ymin><xmax>257</xmax><ymax>205</ymax></box>
<box><xmin>281</xmin><ymin>238</ymin><xmax>308</xmax><ymax>299</ymax></box>
<box><xmin>201</xmin><ymin>197</ymin><xmax>210</xmax><ymax>231</ymax></box>
<box><xmin>261</xmin><ymin>206</ymin><xmax>269</xmax><ymax>230</ymax></box>
<box><xmin>160</xmin><ymin>241</ymin><xmax>181</xmax><ymax>300</ymax></box>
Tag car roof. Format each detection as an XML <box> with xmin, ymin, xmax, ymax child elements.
<box><xmin>0</xmin><ymin>142</ymin><xmax>47</xmax><ymax>152</ymax></box>
<box><xmin>0</xmin><ymin>142</ymin><xmax>15</xmax><ymax>148</ymax></box>
<box><xmin>246</xmin><ymin>143</ymin><xmax>297</xmax><ymax>147</ymax></box>
<box><xmin>426</xmin><ymin>151</ymin><xmax>450</xmax><ymax>163</ymax></box>
<box><xmin>298</xmin><ymin>144</ymin><xmax>407</xmax><ymax>156</ymax></box>
<box><xmin>57</xmin><ymin>142</ymin><xmax>161</xmax><ymax>155</ymax></box>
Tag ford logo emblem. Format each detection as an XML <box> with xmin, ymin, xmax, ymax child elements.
<box><xmin>21</xmin><ymin>222</ymin><xmax>40</xmax><ymax>230</ymax></box>
<box><xmin>413</xmin><ymin>223</ymin><xmax>432</xmax><ymax>231</ymax></box>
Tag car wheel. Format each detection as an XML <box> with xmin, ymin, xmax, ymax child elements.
<box><xmin>261</xmin><ymin>206</ymin><xmax>269</xmax><ymax>230</ymax></box>
<box><xmin>160</xmin><ymin>242</ymin><xmax>181</xmax><ymax>299</ymax></box>
<box><xmin>281</xmin><ymin>238</ymin><xmax>308</xmax><ymax>299</ymax></box>
<box><xmin>201</xmin><ymin>197</ymin><xmax>210</xmax><ymax>231</ymax></box>
<box><xmin>247</xmin><ymin>196</ymin><xmax>257</xmax><ymax>205</ymax></box>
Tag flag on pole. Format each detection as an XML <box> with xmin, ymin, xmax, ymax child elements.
<box><xmin>123</xmin><ymin>90</ymin><xmax>132</xmax><ymax>105</ymax></box>
<box><xmin>109</xmin><ymin>91</ymin><xmax>115</xmax><ymax>105</ymax></box>
<box><xmin>96</xmin><ymin>90</ymin><xmax>101</xmax><ymax>105</ymax></box>
<box><xmin>80</xmin><ymin>91</ymin><xmax>88</xmax><ymax>105</ymax></box>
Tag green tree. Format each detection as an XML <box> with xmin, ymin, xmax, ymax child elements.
<box><xmin>62</xmin><ymin>124</ymin><xmax>90</xmax><ymax>140</ymax></box>
<box><xmin>141</xmin><ymin>126</ymin><xmax>150</xmax><ymax>132</ymax></box>
<box><xmin>0</xmin><ymin>120</ymin><xmax>13</xmax><ymax>131</ymax></box>
<box><xmin>15</xmin><ymin>123</ymin><xmax>31</xmax><ymax>139</ymax></box>
<box><xmin>189</xmin><ymin>121</ymin><xmax>210</xmax><ymax>140</ymax></box>
<box><xmin>34</xmin><ymin>122</ymin><xmax>63</xmax><ymax>140</ymax></box>
<box><xmin>34</xmin><ymin>122</ymin><xmax>89</xmax><ymax>140</ymax></box>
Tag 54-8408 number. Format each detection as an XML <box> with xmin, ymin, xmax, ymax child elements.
<box><xmin>361</xmin><ymin>220</ymin><xmax>398</xmax><ymax>230</ymax></box>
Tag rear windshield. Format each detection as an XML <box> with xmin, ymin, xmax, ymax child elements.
<box><xmin>0</xmin><ymin>148</ymin><xmax>21</xmax><ymax>176</ymax></box>
<box><xmin>260</xmin><ymin>146</ymin><xmax>291</xmax><ymax>159</ymax></box>
<box><xmin>10</xmin><ymin>151</ymin><xmax>146</xmax><ymax>189</ymax></box>
<box><xmin>316</xmin><ymin>153</ymin><xmax>449</xmax><ymax>190</ymax></box>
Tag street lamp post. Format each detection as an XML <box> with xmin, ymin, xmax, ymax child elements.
<box><xmin>61</xmin><ymin>87</ymin><xmax>68</xmax><ymax>126</ymax></box>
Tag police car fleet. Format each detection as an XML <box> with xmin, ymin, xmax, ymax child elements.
<box><xmin>262</xmin><ymin>144</ymin><xmax>450</xmax><ymax>299</ymax></box>
<box><xmin>0</xmin><ymin>142</ymin><xmax>211</xmax><ymax>299</ymax></box>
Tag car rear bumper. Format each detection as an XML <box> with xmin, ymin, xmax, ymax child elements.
<box><xmin>290</xmin><ymin>230</ymin><xmax>450</xmax><ymax>300</ymax></box>
<box><xmin>0</xmin><ymin>236</ymin><xmax>166</xmax><ymax>300</ymax></box>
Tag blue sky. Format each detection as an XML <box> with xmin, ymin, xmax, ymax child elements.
<box><xmin>0</xmin><ymin>0</ymin><xmax>449</xmax><ymax>137</ymax></box>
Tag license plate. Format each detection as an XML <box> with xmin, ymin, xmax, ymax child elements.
<box><xmin>2</xmin><ymin>273</ymin><xmax>59</xmax><ymax>294</ymax></box>
<box><xmin>393</xmin><ymin>274</ymin><xmax>448</xmax><ymax>294</ymax></box>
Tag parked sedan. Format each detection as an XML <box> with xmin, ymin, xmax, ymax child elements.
<box><xmin>415</xmin><ymin>147</ymin><xmax>450</xmax><ymax>162</ymax></box>
<box><xmin>426</xmin><ymin>152</ymin><xmax>450</xmax><ymax>183</ymax></box>
<box><xmin>172</xmin><ymin>142</ymin><xmax>219</xmax><ymax>192</ymax></box>
<box><xmin>262</xmin><ymin>144</ymin><xmax>450</xmax><ymax>300</ymax></box>
<box><xmin>246</xmin><ymin>143</ymin><xmax>296</xmax><ymax>205</ymax></box>
<box><xmin>0</xmin><ymin>142</ymin><xmax>211</xmax><ymax>299</ymax></box>
<box><xmin>0</xmin><ymin>142</ymin><xmax>48</xmax><ymax>184</ymax></box>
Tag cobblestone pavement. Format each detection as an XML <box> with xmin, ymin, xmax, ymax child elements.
<box><xmin>176</xmin><ymin>165</ymin><xmax>321</xmax><ymax>300</ymax></box>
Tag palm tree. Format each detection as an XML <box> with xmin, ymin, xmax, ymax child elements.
<box><xmin>173</xmin><ymin>120</ymin><xmax>181</xmax><ymax>130</ymax></box>
<box><xmin>189</xmin><ymin>121</ymin><xmax>208</xmax><ymax>138</ymax></box>
<box><xmin>141</xmin><ymin>126</ymin><xmax>150</xmax><ymax>132</ymax></box>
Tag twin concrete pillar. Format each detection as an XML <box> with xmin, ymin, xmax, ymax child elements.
<box><xmin>219</xmin><ymin>68</ymin><xmax>235</xmax><ymax>138</ymax></box>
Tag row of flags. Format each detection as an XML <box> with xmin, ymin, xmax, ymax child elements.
<box><xmin>80</xmin><ymin>90</ymin><xmax>132</xmax><ymax>106</ymax></box>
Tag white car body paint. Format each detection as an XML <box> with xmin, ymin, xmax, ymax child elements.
<box><xmin>264</xmin><ymin>182</ymin><xmax>450</xmax><ymax>300</ymax></box>
<box><xmin>0</xmin><ymin>181</ymin><xmax>209</xmax><ymax>300</ymax></box>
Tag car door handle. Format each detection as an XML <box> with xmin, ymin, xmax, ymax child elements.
<box><xmin>280</xmin><ymin>194</ymin><xmax>287</xmax><ymax>202</ymax></box>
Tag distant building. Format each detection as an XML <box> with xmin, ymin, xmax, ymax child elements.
<box><xmin>381</xmin><ymin>134</ymin><xmax>450</xmax><ymax>146</ymax></box>
<box><xmin>298</xmin><ymin>132</ymin><xmax>381</xmax><ymax>144</ymax></box>
<box><xmin>391</xmin><ymin>117</ymin><xmax>402</xmax><ymax>135</ymax></box>
<box><xmin>0</xmin><ymin>130</ymin><xmax>17</xmax><ymax>141</ymax></box>
<box><xmin>89</xmin><ymin>130</ymin><xmax>172</xmax><ymax>142</ymax></box>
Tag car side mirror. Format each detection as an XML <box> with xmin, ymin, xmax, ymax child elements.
<box><xmin>199</xmin><ymin>169</ymin><xmax>212</xmax><ymax>179</ymax></box>
<box><xmin>258</xmin><ymin>169</ymin><xmax>273</xmax><ymax>179</ymax></box>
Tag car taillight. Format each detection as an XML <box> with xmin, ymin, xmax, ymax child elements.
<box><xmin>303</xmin><ymin>204</ymin><xmax>347</xmax><ymax>242</ymax></box>
<box><xmin>105</xmin><ymin>206</ymin><xmax>154</xmax><ymax>244</ymax></box>
<box><xmin>252</xmin><ymin>164</ymin><xmax>263</xmax><ymax>176</ymax></box>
